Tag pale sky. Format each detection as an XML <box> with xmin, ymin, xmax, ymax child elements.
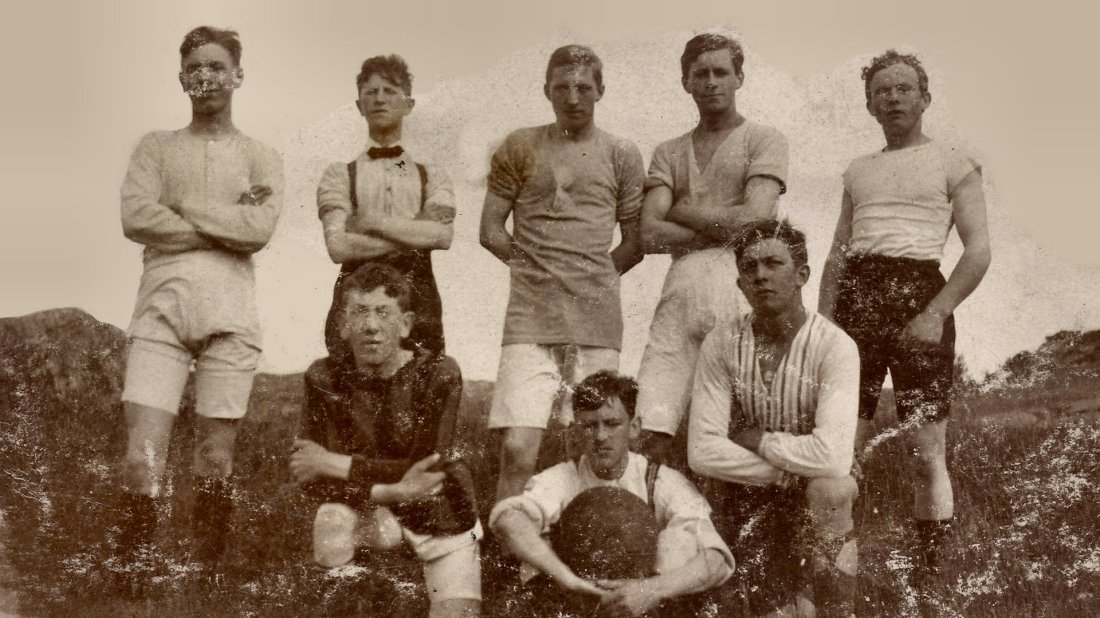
<box><xmin>3</xmin><ymin>1</ymin><xmax>1099</xmax><ymax>380</ymax></box>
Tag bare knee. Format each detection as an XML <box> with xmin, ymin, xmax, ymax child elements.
<box><xmin>313</xmin><ymin>503</ymin><xmax>357</xmax><ymax>567</ymax></box>
<box><xmin>499</xmin><ymin>430</ymin><xmax>540</xmax><ymax>477</ymax></box>
<box><xmin>805</xmin><ymin>476</ymin><xmax>858</xmax><ymax>534</ymax></box>
<box><xmin>194</xmin><ymin>439</ymin><xmax>235</xmax><ymax>477</ymax></box>
<box><xmin>360</xmin><ymin>507</ymin><xmax>403</xmax><ymax>551</ymax></box>
<box><xmin>429</xmin><ymin>599</ymin><xmax>480</xmax><ymax>618</ymax></box>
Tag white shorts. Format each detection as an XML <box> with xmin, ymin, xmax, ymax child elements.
<box><xmin>488</xmin><ymin>343</ymin><xmax>619</xmax><ymax>429</ymax></box>
<box><xmin>121</xmin><ymin>336</ymin><xmax>259</xmax><ymax>419</ymax></box>
<box><xmin>312</xmin><ymin>504</ymin><xmax>483</xmax><ymax>603</ymax></box>
<box><xmin>636</xmin><ymin>249</ymin><xmax>745</xmax><ymax>435</ymax></box>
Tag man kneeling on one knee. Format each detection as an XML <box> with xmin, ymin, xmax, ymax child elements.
<box><xmin>289</xmin><ymin>264</ymin><xmax>481</xmax><ymax>618</ymax></box>
<box><xmin>491</xmin><ymin>371</ymin><xmax>734</xmax><ymax>617</ymax></box>
<box><xmin>688</xmin><ymin>219</ymin><xmax>860</xmax><ymax>617</ymax></box>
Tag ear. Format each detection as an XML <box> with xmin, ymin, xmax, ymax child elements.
<box><xmin>734</xmin><ymin>70</ymin><xmax>744</xmax><ymax>90</ymax></box>
<box><xmin>596</xmin><ymin>83</ymin><xmax>605</xmax><ymax>101</ymax></box>
<box><xmin>355</xmin><ymin>98</ymin><xmax>367</xmax><ymax>116</ymax></box>
<box><xmin>921</xmin><ymin>90</ymin><xmax>931</xmax><ymax>110</ymax></box>
<box><xmin>736</xmin><ymin>272</ymin><xmax>749</xmax><ymax>296</ymax></box>
<box><xmin>796</xmin><ymin>263</ymin><xmax>810</xmax><ymax>287</ymax></box>
<box><xmin>543</xmin><ymin>82</ymin><xmax>551</xmax><ymax>101</ymax></box>
<box><xmin>399</xmin><ymin>310</ymin><xmax>414</xmax><ymax>338</ymax></box>
<box><xmin>402</xmin><ymin>96</ymin><xmax>416</xmax><ymax>115</ymax></box>
<box><xmin>628</xmin><ymin>415</ymin><xmax>641</xmax><ymax>442</ymax></box>
<box><xmin>337</xmin><ymin>311</ymin><xmax>351</xmax><ymax>342</ymax></box>
<box><xmin>230</xmin><ymin>66</ymin><xmax>244</xmax><ymax>89</ymax></box>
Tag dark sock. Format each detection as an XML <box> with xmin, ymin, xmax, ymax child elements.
<box><xmin>810</xmin><ymin>531</ymin><xmax>858</xmax><ymax>618</ymax></box>
<box><xmin>192</xmin><ymin>476</ymin><xmax>233</xmax><ymax>564</ymax></box>
<box><xmin>117</xmin><ymin>492</ymin><xmax>157</xmax><ymax>563</ymax></box>
<box><xmin>916</xmin><ymin>518</ymin><xmax>953</xmax><ymax>579</ymax></box>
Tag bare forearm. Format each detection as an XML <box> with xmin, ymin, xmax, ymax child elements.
<box><xmin>480</xmin><ymin>225</ymin><xmax>515</xmax><ymax>264</ymax></box>
<box><xmin>651</xmin><ymin>549</ymin><xmax>728</xmax><ymax>598</ymax></box>
<box><xmin>611</xmin><ymin>221</ymin><xmax>643</xmax><ymax>274</ymax></box>
<box><xmin>817</xmin><ymin>251</ymin><xmax>847</xmax><ymax>319</ymax></box>
<box><xmin>361</xmin><ymin>217</ymin><xmax>453</xmax><ymax>250</ymax></box>
<box><xmin>326</xmin><ymin>230</ymin><xmax>401</xmax><ymax>263</ymax></box>
<box><xmin>494</xmin><ymin>510</ymin><xmax>577</xmax><ymax>586</ymax></box>
<box><xmin>640</xmin><ymin>217</ymin><xmax>712</xmax><ymax>254</ymax></box>
<box><xmin>925</xmin><ymin>245</ymin><xmax>991</xmax><ymax>317</ymax></box>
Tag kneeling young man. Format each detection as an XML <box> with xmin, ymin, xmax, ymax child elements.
<box><xmin>491</xmin><ymin>371</ymin><xmax>734</xmax><ymax>617</ymax></box>
<box><xmin>689</xmin><ymin>220</ymin><xmax>860</xmax><ymax>617</ymax></box>
<box><xmin>290</xmin><ymin>264</ymin><xmax>480</xmax><ymax>617</ymax></box>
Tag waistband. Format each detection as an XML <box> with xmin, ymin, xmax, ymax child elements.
<box><xmin>844</xmin><ymin>253</ymin><xmax>941</xmax><ymax>274</ymax></box>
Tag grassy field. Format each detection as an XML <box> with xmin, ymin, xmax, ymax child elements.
<box><xmin>2</xmin><ymin>368</ymin><xmax>1098</xmax><ymax>617</ymax></box>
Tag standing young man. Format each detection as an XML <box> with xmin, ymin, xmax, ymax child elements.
<box><xmin>480</xmin><ymin>45</ymin><xmax>644</xmax><ymax>501</ymax></box>
<box><xmin>116</xmin><ymin>26</ymin><xmax>282</xmax><ymax>581</ymax></box>
<box><xmin>291</xmin><ymin>264</ymin><xmax>480</xmax><ymax>618</ymax></box>
<box><xmin>636</xmin><ymin>33</ymin><xmax>788</xmax><ymax>462</ymax></box>
<box><xmin>318</xmin><ymin>54</ymin><xmax>455</xmax><ymax>360</ymax></box>
<box><xmin>818</xmin><ymin>50</ymin><xmax>991</xmax><ymax>605</ymax></box>
<box><xmin>690</xmin><ymin>220</ymin><xmax>860</xmax><ymax>617</ymax></box>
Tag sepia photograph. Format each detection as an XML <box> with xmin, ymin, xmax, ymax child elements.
<box><xmin>1</xmin><ymin>1</ymin><xmax>1098</xmax><ymax>616</ymax></box>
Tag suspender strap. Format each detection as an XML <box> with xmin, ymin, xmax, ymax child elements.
<box><xmin>346</xmin><ymin>159</ymin><xmax>429</xmax><ymax>214</ymax></box>
<box><xmin>645</xmin><ymin>456</ymin><xmax>661</xmax><ymax>510</ymax></box>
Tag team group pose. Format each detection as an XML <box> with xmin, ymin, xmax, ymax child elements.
<box><xmin>113</xmin><ymin>25</ymin><xmax>990</xmax><ymax>617</ymax></box>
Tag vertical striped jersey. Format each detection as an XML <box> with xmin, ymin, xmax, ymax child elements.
<box><xmin>689</xmin><ymin>310</ymin><xmax>860</xmax><ymax>486</ymax></box>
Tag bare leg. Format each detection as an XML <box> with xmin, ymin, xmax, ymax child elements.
<box><xmin>430</xmin><ymin>599</ymin><xmax>481</xmax><ymax>618</ymax></box>
<box><xmin>191</xmin><ymin>416</ymin><xmax>240</xmax><ymax>565</ymax></box>
<box><xmin>909</xmin><ymin>419</ymin><xmax>953</xmax><ymax>521</ymax></box>
<box><xmin>804</xmin><ymin>476</ymin><xmax>859</xmax><ymax>618</ymax></box>
<box><xmin>495</xmin><ymin>426</ymin><xmax>544</xmax><ymax>502</ymax></box>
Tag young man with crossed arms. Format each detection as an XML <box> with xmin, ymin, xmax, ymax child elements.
<box><xmin>116</xmin><ymin>25</ymin><xmax>282</xmax><ymax>584</ymax></box>
<box><xmin>480</xmin><ymin>45</ymin><xmax>644</xmax><ymax>502</ymax></box>
<box><xmin>818</xmin><ymin>49</ymin><xmax>990</xmax><ymax>608</ymax></box>
<box><xmin>318</xmin><ymin>54</ymin><xmax>455</xmax><ymax>360</ymax></box>
<box><xmin>690</xmin><ymin>220</ymin><xmax>860</xmax><ymax>617</ymax></box>
<box><xmin>637</xmin><ymin>33</ymin><xmax>788</xmax><ymax>464</ymax></box>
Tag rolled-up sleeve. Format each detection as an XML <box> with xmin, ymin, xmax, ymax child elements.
<box><xmin>652</xmin><ymin>467</ymin><xmax>734</xmax><ymax>581</ymax></box>
<box><xmin>688</xmin><ymin>328</ymin><xmax>785</xmax><ymax>486</ymax></box>
<box><xmin>758</xmin><ymin>333</ymin><xmax>860</xmax><ymax>478</ymax></box>
<box><xmin>488</xmin><ymin>463</ymin><xmax>577</xmax><ymax>533</ymax></box>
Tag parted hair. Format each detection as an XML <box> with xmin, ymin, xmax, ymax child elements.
<box><xmin>681</xmin><ymin>33</ymin><xmax>744</xmax><ymax>79</ymax></box>
<box><xmin>545</xmin><ymin>45</ymin><xmax>604</xmax><ymax>89</ymax></box>
<box><xmin>573</xmin><ymin>370</ymin><xmax>639</xmax><ymax>419</ymax></box>
<box><xmin>180</xmin><ymin>26</ymin><xmax>242</xmax><ymax>65</ymax></box>
<box><xmin>733</xmin><ymin>219</ymin><xmax>809</xmax><ymax>267</ymax></box>
<box><xmin>356</xmin><ymin>54</ymin><xmax>414</xmax><ymax>95</ymax></box>
<box><xmin>341</xmin><ymin>264</ymin><xmax>412</xmax><ymax>312</ymax></box>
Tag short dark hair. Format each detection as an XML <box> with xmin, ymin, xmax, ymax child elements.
<box><xmin>545</xmin><ymin>45</ymin><xmax>604</xmax><ymax>90</ymax></box>
<box><xmin>180</xmin><ymin>26</ymin><xmax>242</xmax><ymax>65</ymax></box>
<box><xmin>573</xmin><ymin>371</ymin><xmax>638</xmax><ymax>419</ymax></box>
<box><xmin>357</xmin><ymin>54</ymin><xmax>413</xmax><ymax>96</ymax></box>
<box><xmin>681</xmin><ymin>33</ymin><xmax>744</xmax><ymax>80</ymax></box>
<box><xmin>341</xmin><ymin>264</ymin><xmax>412</xmax><ymax>312</ymax></box>
<box><xmin>861</xmin><ymin>49</ymin><xmax>929</xmax><ymax>103</ymax></box>
<box><xmin>733</xmin><ymin>219</ymin><xmax>809</xmax><ymax>267</ymax></box>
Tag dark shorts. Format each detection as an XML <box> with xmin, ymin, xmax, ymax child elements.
<box><xmin>703</xmin><ymin>479</ymin><xmax>814</xmax><ymax>616</ymax></box>
<box><xmin>832</xmin><ymin>254</ymin><xmax>955</xmax><ymax>423</ymax></box>
<box><xmin>324</xmin><ymin>252</ymin><xmax>445</xmax><ymax>362</ymax></box>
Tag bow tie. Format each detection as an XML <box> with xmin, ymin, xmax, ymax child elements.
<box><xmin>367</xmin><ymin>145</ymin><xmax>404</xmax><ymax>160</ymax></box>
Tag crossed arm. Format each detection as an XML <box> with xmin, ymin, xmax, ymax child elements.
<box><xmin>120</xmin><ymin>134</ymin><xmax>283</xmax><ymax>254</ymax></box>
<box><xmin>318</xmin><ymin>164</ymin><xmax>455</xmax><ymax>264</ymax></box>
<box><xmin>639</xmin><ymin>175</ymin><xmax>782</xmax><ymax>255</ymax></box>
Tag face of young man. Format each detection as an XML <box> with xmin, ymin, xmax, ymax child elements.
<box><xmin>682</xmin><ymin>49</ymin><xmax>742</xmax><ymax>116</ymax></box>
<box><xmin>866</xmin><ymin>62</ymin><xmax>930</xmax><ymax>140</ymax></box>
<box><xmin>545</xmin><ymin>64</ymin><xmax>603</xmax><ymax>135</ymax></box>
<box><xmin>339</xmin><ymin>287</ymin><xmax>413</xmax><ymax>371</ymax></box>
<box><xmin>575</xmin><ymin>397</ymin><xmax>638</xmax><ymax>480</ymax></box>
<box><xmin>179</xmin><ymin>42</ymin><xmax>241</xmax><ymax>116</ymax></box>
<box><xmin>356</xmin><ymin>73</ymin><xmax>414</xmax><ymax>133</ymax></box>
<box><xmin>736</xmin><ymin>238</ymin><xmax>810</xmax><ymax>317</ymax></box>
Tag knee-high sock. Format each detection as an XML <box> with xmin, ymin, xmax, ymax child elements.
<box><xmin>192</xmin><ymin>476</ymin><xmax>233</xmax><ymax>563</ymax></box>
<box><xmin>118</xmin><ymin>492</ymin><xmax>157</xmax><ymax>563</ymax></box>
<box><xmin>810</xmin><ymin>530</ymin><xmax>859</xmax><ymax>618</ymax></box>
<box><xmin>915</xmin><ymin>518</ymin><xmax>953</xmax><ymax>584</ymax></box>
